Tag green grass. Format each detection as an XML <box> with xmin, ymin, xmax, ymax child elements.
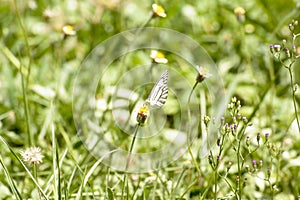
<box><xmin>0</xmin><ymin>0</ymin><xmax>300</xmax><ymax>199</ymax></box>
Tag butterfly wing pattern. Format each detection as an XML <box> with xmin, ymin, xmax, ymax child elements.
<box><xmin>146</xmin><ymin>70</ymin><xmax>168</xmax><ymax>107</ymax></box>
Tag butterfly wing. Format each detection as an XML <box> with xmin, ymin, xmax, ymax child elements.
<box><xmin>146</xmin><ymin>70</ymin><xmax>168</xmax><ymax>107</ymax></box>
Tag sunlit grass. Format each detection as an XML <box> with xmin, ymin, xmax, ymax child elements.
<box><xmin>0</xmin><ymin>0</ymin><xmax>299</xmax><ymax>199</ymax></box>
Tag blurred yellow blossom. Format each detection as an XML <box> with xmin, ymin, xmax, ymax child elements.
<box><xmin>152</xmin><ymin>4</ymin><xmax>167</xmax><ymax>18</ymax></box>
<box><xmin>136</xmin><ymin>106</ymin><xmax>149</xmax><ymax>124</ymax></box>
<box><xmin>150</xmin><ymin>50</ymin><xmax>168</xmax><ymax>64</ymax></box>
<box><xmin>62</xmin><ymin>25</ymin><xmax>76</xmax><ymax>36</ymax></box>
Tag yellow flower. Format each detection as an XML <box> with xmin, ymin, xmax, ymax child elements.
<box><xmin>136</xmin><ymin>106</ymin><xmax>149</xmax><ymax>124</ymax></box>
<box><xmin>62</xmin><ymin>25</ymin><xmax>76</xmax><ymax>36</ymax></box>
<box><xmin>152</xmin><ymin>4</ymin><xmax>167</xmax><ymax>18</ymax></box>
<box><xmin>21</xmin><ymin>147</ymin><xmax>44</xmax><ymax>165</ymax></box>
<box><xmin>150</xmin><ymin>50</ymin><xmax>168</xmax><ymax>64</ymax></box>
<box><xmin>196</xmin><ymin>66</ymin><xmax>212</xmax><ymax>82</ymax></box>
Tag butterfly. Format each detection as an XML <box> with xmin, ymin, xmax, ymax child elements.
<box><xmin>145</xmin><ymin>69</ymin><xmax>169</xmax><ymax>107</ymax></box>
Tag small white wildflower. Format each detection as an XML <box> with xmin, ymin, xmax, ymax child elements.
<box><xmin>62</xmin><ymin>25</ymin><xmax>76</xmax><ymax>36</ymax></box>
<box><xmin>196</xmin><ymin>66</ymin><xmax>212</xmax><ymax>82</ymax></box>
<box><xmin>21</xmin><ymin>147</ymin><xmax>44</xmax><ymax>165</ymax></box>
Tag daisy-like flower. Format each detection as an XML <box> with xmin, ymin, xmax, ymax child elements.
<box><xmin>195</xmin><ymin>66</ymin><xmax>212</xmax><ymax>82</ymax></box>
<box><xmin>62</xmin><ymin>25</ymin><xmax>76</xmax><ymax>36</ymax></box>
<box><xmin>152</xmin><ymin>4</ymin><xmax>167</xmax><ymax>18</ymax></box>
<box><xmin>21</xmin><ymin>147</ymin><xmax>44</xmax><ymax>165</ymax></box>
<box><xmin>150</xmin><ymin>50</ymin><xmax>168</xmax><ymax>64</ymax></box>
<box><xmin>136</xmin><ymin>106</ymin><xmax>149</xmax><ymax>125</ymax></box>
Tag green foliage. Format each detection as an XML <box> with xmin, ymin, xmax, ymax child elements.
<box><xmin>0</xmin><ymin>0</ymin><xmax>300</xmax><ymax>199</ymax></box>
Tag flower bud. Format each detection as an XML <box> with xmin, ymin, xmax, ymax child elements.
<box><xmin>252</xmin><ymin>160</ymin><xmax>257</xmax><ymax>168</ymax></box>
<box><xmin>274</xmin><ymin>44</ymin><xmax>281</xmax><ymax>52</ymax></box>
<box><xmin>259</xmin><ymin>160</ymin><xmax>263</xmax><ymax>168</ymax></box>
<box><xmin>243</xmin><ymin>178</ymin><xmax>247</xmax><ymax>187</ymax></box>
<box><xmin>232</xmin><ymin>97</ymin><xmax>237</xmax><ymax>103</ymax></box>
<box><xmin>265</xmin><ymin>132</ymin><xmax>269</xmax><ymax>142</ymax></box>
<box><xmin>270</xmin><ymin>44</ymin><xmax>274</xmax><ymax>53</ymax></box>
<box><xmin>292</xmin><ymin>19</ymin><xmax>298</xmax><ymax>26</ymax></box>
<box><xmin>221</xmin><ymin>116</ymin><xmax>225</xmax><ymax>124</ymax></box>
<box><xmin>294</xmin><ymin>20</ymin><xmax>298</xmax><ymax>26</ymax></box>
<box><xmin>246</xmin><ymin>136</ymin><xmax>250</xmax><ymax>146</ymax></box>
<box><xmin>245</xmin><ymin>165</ymin><xmax>250</xmax><ymax>172</ymax></box>
<box><xmin>208</xmin><ymin>155</ymin><xmax>213</xmax><ymax>165</ymax></box>
<box><xmin>242</xmin><ymin>116</ymin><xmax>248</xmax><ymax>124</ymax></box>
<box><xmin>292</xmin><ymin>44</ymin><xmax>297</xmax><ymax>53</ymax></box>
<box><xmin>232</xmin><ymin>116</ymin><xmax>237</xmax><ymax>123</ymax></box>
<box><xmin>217</xmin><ymin>137</ymin><xmax>221</xmax><ymax>146</ymax></box>
<box><xmin>227</xmin><ymin>160</ymin><xmax>233</xmax><ymax>171</ymax></box>
<box><xmin>294</xmin><ymin>84</ymin><xmax>298</xmax><ymax>93</ymax></box>
<box><xmin>204</xmin><ymin>115</ymin><xmax>211</xmax><ymax>126</ymax></box>
<box><xmin>282</xmin><ymin>39</ymin><xmax>287</xmax><ymax>44</ymax></box>
<box><xmin>257</xmin><ymin>132</ymin><xmax>261</xmax><ymax>144</ymax></box>
<box><xmin>285</xmin><ymin>48</ymin><xmax>291</xmax><ymax>58</ymax></box>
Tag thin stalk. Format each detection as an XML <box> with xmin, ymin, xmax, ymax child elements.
<box><xmin>287</xmin><ymin>66</ymin><xmax>300</xmax><ymax>133</ymax></box>
<box><xmin>214</xmin><ymin>169</ymin><xmax>218</xmax><ymax>199</ymax></box>
<box><xmin>236</xmin><ymin>125</ymin><xmax>246</xmax><ymax>200</ymax></box>
<box><xmin>126</xmin><ymin>124</ymin><xmax>141</xmax><ymax>170</ymax></box>
<box><xmin>187</xmin><ymin>82</ymin><xmax>201</xmax><ymax>177</ymax></box>
<box><xmin>33</xmin><ymin>164</ymin><xmax>42</xmax><ymax>200</ymax></box>
<box><xmin>174</xmin><ymin>168</ymin><xmax>187</xmax><ymax>192</ymax></box>
<box><xmin>13</xmin><ymin>0</ymin><xmax>32</xmax><ymax>84</ymax></box>
<box><xmin>122</xmin><ymin>124</ymin><xmax>141</xmax><ymax>199</ymax></box>
<box><xmin>13</xmin><ymin>0</ymin><xmax>33</xmax><ymax>146</ymax></box>
<box><xmin>236</xmin><ymin>138</ymin><xmax>242</xmax><ymax>200</ymax></box>
<box><xmin>20</xmin><ymin>65</ymin><xmax>33</xmax><ymax>146</ymax></box>
<box><xmin>0</xmin><ymin>155</ymin><xmax>22</xmax><ymax>200</ymax></box>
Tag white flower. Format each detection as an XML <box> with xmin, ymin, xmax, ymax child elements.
<box><xmin>196</xmin><ymin>66</ymin><xmax>212</xmax><ymax>82</ymax></box>
<box><xmin>150</xmin><ymin>50</ymin><xmax>168</xmax><ymax>64</ymax></box>
<box><xmin>21</xmin><ymin>147</ymin><xmax>44</xmax><ymax>165</ymax></box>
<box><xmin>152</xmin><ymin>4</ymin><xmax>167</xmax><ymax>18</ymax></box>
<box><xmin>62</xmin><ymin>25</ymin><xmax>76</xmax><ymax>36</ymax></box>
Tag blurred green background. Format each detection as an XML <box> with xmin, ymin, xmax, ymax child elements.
<box><xmin>0</xmin><ymin>0</ymin><xmax>300</xmax><ymax>199</ymax></box>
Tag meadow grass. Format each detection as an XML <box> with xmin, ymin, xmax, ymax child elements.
<box><xmin>0</xmin><ymin>0</ymin><xmax>299</xmax><ymax>199</ymax></box>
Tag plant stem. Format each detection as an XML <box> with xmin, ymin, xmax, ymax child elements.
<box><xmin>236</xmin><ymin>139</ymin><xmax>242</xmax><ymax>200</ymax></box>
<box><xmin>13</xmin><ymin>0</ymin><xmax>32</xmax><ymax>84</ymax></box>
<box><xmin>187</xmin><ymin>82</ymin><xmax>201</xmax><ymax>177</ymax></box>
<box><xmin>287</xmin><ymin>66</ymin><xmax>300</xmax><ymax>133</ymax></box>
<box><xmin>214</xmin><ymin>169</ymin><xmax>218</xmax><ymax>200</ymax></box>
<box><xmin>122</xmin><ymin>124</ymin><xmax>140</xmax><ymax>199</ymax></box>
<box><xmin>34</xmin><ymin>164</ymin><xmax>42</xmax><ymax>200</ymax></box>
<box><xmin>126</xmin><ymin>124</ymin><xmax>140</xmax><ymax>170</ymax></box>
<box><xmin>13</xmin><ymin>0</ymin><xmax>33</xmax><ymax>146</ymax></box>
<box><xmin>235</xmin><ymin>122</ymin><xmax>247</xmax><ymax>200</ymax></box>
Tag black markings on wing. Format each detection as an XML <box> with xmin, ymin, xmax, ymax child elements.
<box><xmin>146</xmin><ymin>70</ymin><xmax>168</xmax><ymax>107</ymax></box>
